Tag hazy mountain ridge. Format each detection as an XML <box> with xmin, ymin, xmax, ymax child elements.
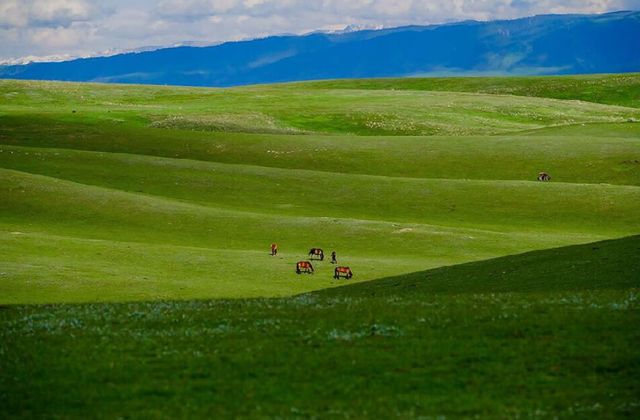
<box><xmin>1</xmin><ymin>11</ymin><xmax>638</xmax><ymax>87</ymax></box>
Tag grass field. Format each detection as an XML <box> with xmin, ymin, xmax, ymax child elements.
<box><xmin>2</xmin><ymin>237</ymin><xmax>638</xmax><ymax>417</ymax></box>
<box><xmin>1</xmin><ymin>74</ymin><xmax>639</xmax><ymax>417</ymax></box>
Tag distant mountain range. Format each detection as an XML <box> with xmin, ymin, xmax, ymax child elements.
<box><xmin>1</xmin><ymin>11</ymin><xmax>639</xmax><ymax>87</ymax></box>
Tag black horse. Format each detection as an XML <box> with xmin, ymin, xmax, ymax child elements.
<box><xmin>308</xmin><ymin>248</ymin><xmax>324</xmax><ymax>261</ymax></box>
<box><xmin>537</xmin><ymin>171</ymin><xmax>551</xmax><ymax>182</ymax></box>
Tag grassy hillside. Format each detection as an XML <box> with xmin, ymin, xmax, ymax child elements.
<box><xmin>2</xmin><ymin>78</ymin><xmax>639</xmax><ymax>137</ymax></box>
<box><xmin>2</xmin><ymin>167</ymin><xmax>620</xmax><ymax>303</ymax></box>
<box><xmin>301</xmin><ymin>73</ymin><xmax>640</xmax><ymax>108</ymax></box>
<box><xmin>2</xmin><ymin>116</ymin><xmax>640</xmax><ymax>185</ymax></box>
<box><xmin>2</xmin><ymin>237</ymin><xmax>638</xmax><ymax>417</ymax></box>
<box><xmin>1</xmin><ymin>76</ymin><xmax>639</xmax><ymax>303</ymax></box>
<box><xmin>1</xmin><ymin>75</ymin><xmax>639</xmax><ymax>417</ymax></box>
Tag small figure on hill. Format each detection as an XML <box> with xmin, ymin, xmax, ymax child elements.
<box><xmin>331</xmin><ymin>251</ymin><xmax>337</xmax><ymax>264</ymax></box>
<box><xmin>537</xmin><ymin>171</ymin><xmax>551</xmax><ymax>182</ymax></box>
<box><xmin>270</xmin><ymin>243</ymin><xmax>278</xmax><ymax>256</ymax></box>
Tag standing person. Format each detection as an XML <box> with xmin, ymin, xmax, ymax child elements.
<box><xmin>331</xmin><ymin>250</ymin><xmax>337</xmax><ymax>264</ymax></box>
<box><xmin>271</xmin><ymin>243</ymin><xmax>278</xmax><ymax>256</ymax></box>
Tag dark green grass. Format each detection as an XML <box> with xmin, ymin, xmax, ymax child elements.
<box><xmin>318</xmin><ymin>235</ymin><xmax>640</xmax><ymax>297</ymax></box>
<box><xmin>1</xmin><ymin>237</ymin><xmax>638</xmax><ymax>418</ymax></box>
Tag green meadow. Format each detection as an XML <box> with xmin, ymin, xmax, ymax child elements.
<box><xmin>1</xmin><ymin>74</ymin><xmax>639</xmax><ymax>417</ymax></box>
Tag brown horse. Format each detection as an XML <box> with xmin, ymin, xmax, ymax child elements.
<box><xmin>296</xmin><ymin>261</ymin><xmax>314</xmax><ymax>274</ymax></box>
<box><xmin>334</xmin><ymin>266</ymin><xmax>353</xmax><ymax>279</ymax></box>
<box><xmin>537</xmin><ymin>172</ymin><xmax>551</xmax><ymax>182</ymax></box>
<box><xmin>308</xmin><ymin>248</ymin><xmax>324</xmax><ymax>261</ymax></box>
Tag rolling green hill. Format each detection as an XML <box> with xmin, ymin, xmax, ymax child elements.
<box><xmin>1</xmin><ymin>75</ymin><xmax>639</xmax><ymax>417</ymax></box>
<box><xmin>1</xmin><ymin>76</ymin><xmax>639</xmax><ymax>303</ymax></box>
<box><xmin>301</xmin><ymin>73</ymin><xmax>640</xmax><ymax>108</ymax></box>
<box><xmin>1</xmin><ymin>237</ymin><xmax>638</xmax><ymax>417</ymax></box>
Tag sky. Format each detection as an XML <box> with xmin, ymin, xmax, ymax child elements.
<box><xmin>1</xmin><ymin>0</ymin><xmax>639</xmax><ymax>64</ymax></box>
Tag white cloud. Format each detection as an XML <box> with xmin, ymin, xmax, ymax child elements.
<box><xmin>0</xmin><ymin>0</ymin><xmax>101</xmax><ymax>28</ymax></box>
<box><xmin>28</xmin><ymin>23</ymin><xmax>95</xmax><ymax>49</ymax></box>
<box><xmin>0</xmin><ymin>0</ymin><xmax>638</xmax><ymax>63</ymax></box>
<box><xmin>0</xmin><ymin>1</ymin><xmax>27</xmax><ymax>27</ymax></box>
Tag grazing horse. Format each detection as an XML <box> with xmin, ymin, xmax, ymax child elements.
<box><xmin>537</xmin><ymin>172</ymin><xmax>551</xmax><ymax>182</ymax></box>
<box><xmin>334</xmin><ymin>266</ymin><xmax>353</xmax><ymax>279</ymax></box>
<box><xmin>296</xmin><ymin>261</ymin><xmax>314</xmax><ymax>274</ymax></box>
<box><xmin>308</xmin><ymin>248</ymin><xmax>324</xmax><ymax>261</ymax></box>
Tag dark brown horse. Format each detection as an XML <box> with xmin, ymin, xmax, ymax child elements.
<box><xmin>334</xmin><ymin>266</ymin><xmax>353</xmax><ymax>279</ymax></box>
<box><xmin>537</xmin><ymin>172</ymin><xmax>551</xmax><ymax>182</ymax></box>
<box><xmin>308</xmin><ymin>248</ymin><xmax>324</xmax><ymax>261</ymax></box>
<box><xmin>296</xmin><ymin>261</ymin><xmax>314</xmax><ymax>274</ymax></box>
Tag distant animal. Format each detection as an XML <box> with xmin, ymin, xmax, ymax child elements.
<box><xmin>334</xmin><ymin>266</ymin><xmax>353</xmax><ymax>279</ymax></box>
<box><xmin>270</xmin><ymin>243</ymin><xmax>278</xmax><ymax>256</ymax></box>
<box><xmin>330</xmin><ymin>251</ymin><xmax>337</xmax><ymax>264</ymax></box>
<box><xmin>308</xmin><ymin>248</ymin><xmax>324</xmax><ymax>260</ymax></box>
<box><xmin>537</xmin><ymin>172</ymin><xmax>551</xmax><ymax>182</ymax></box>
<box><xmin>296</xmin><ymin>261</ymin><xmax>314</xmax><ymax>274</ymax></box>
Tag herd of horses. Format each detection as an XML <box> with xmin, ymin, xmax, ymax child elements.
<box><xmin>287</xmin><ymin>171</ymin><xmax>550</xmax><ymax>281</ymax></box>
<box><xmin>295</xmin><ymin>248</ymin><xmax>353</xmax><ymax>279</ymax></box>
